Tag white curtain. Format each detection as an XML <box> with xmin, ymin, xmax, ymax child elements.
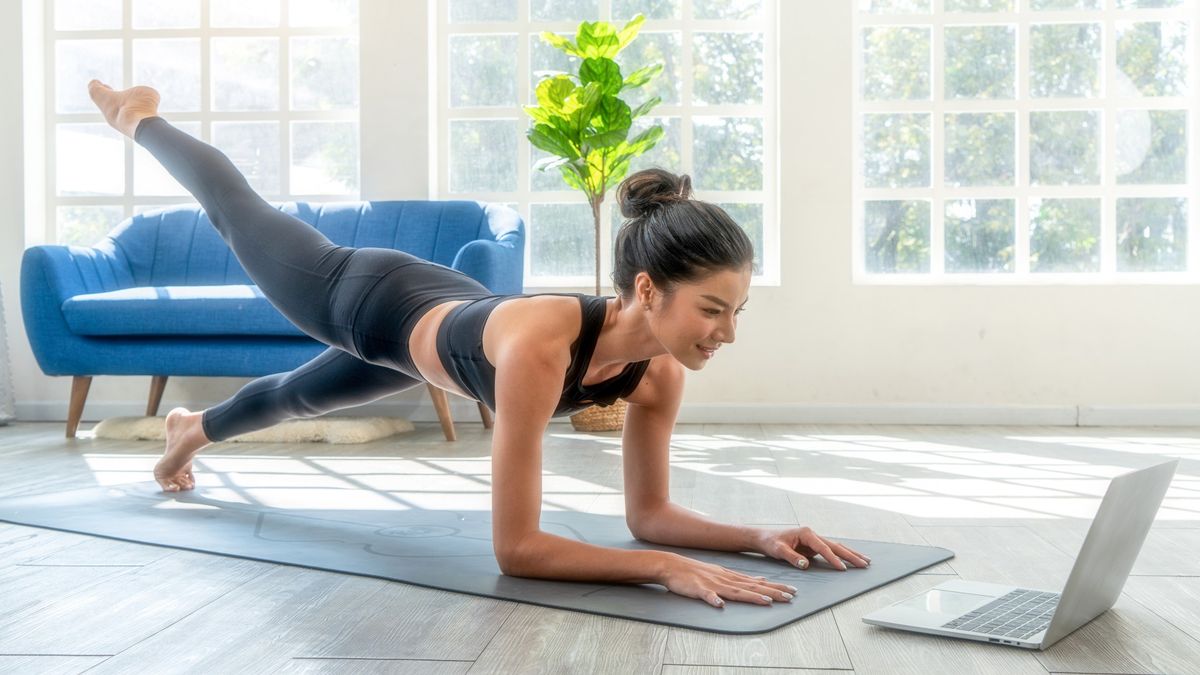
<box><xmin>0</xmin><ymin>283</ymin><xmax>13</xmax><ymax>423</ymax></box>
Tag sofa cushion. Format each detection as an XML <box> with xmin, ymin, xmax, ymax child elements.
<box><xmin>61</xmin><ymin>285</ymin><xmax>304</xmax><ymax>337</ymax></box>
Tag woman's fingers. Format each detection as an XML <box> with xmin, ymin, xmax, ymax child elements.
<box><xmin>809</xmin><ymin>538</ymin><xmax>848</xmax><ymax>570</ymax></box>
<box><xmin>831</xmin><ymin>542</ymin><xmax>871</xmax><ymax>568</ymax></box>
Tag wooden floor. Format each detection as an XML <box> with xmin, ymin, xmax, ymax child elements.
<box><xmin>0</xmin><ymin>421</ymin><xmax>1197</xmax><ymax>674</ymax></box>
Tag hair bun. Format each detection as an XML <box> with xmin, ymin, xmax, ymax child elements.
<box><xmin>617</xmin><ymin>169</ymin><xmax>693</xmax><ymax>219</ymax></box>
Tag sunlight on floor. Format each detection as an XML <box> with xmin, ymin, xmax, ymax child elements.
<box><xmin>79</xmin><ymin>430</ymin><xmax>1199</xmax><ymax>522</ymax></box>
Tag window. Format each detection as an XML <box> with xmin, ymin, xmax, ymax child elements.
<box><xmin>44</xmin><ymin>0</ymin><xmax>360</xmax><ymax>247</ymax></box>
<box><xmin>854</xmin><ymin>0</ymin><xmax>1197</xmax><ymax>282</ymax></box>
<box><xmin>434</xmin><ymin>0</ymin><xmax>779</xmax><ymax>287</ymax></box>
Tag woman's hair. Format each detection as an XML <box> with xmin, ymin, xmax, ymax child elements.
<box><xmin>612</xmin><ymin>168</ymin><xmax>755</xmax><ymax>299</ymax></box>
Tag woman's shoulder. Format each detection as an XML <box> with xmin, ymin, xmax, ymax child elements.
<box><xmin>482</xmin><ymin>294</ymin><xmax>589</xmax><ymax>370</ymax></box>
<box><xmin>622</xmin><ymin>354</ymin><xmax>685</xmax><ymax>408</ymax></box>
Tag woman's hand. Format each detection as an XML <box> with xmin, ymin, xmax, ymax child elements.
<box><xmin>658</xmin><ymin>553</ymin><xmax>797</xmax><ymax>608</ymax></box>
<box><xmin>752</xmin><ymin>527</ymin><xmax>872</xmax><ymax>571</ymax></box>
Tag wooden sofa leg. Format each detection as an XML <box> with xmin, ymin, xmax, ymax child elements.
<box><xmin>147</xmin><ymin>376</ymin><xmax>168</xmax><ymax>417</ymax></box>
<box><xmin>478</xmin><ymin>402</ymin><xmax>494</xmax><ymax>429</ymax></box>
<box><xmin>426</xmin><ymin>384</ymin><xmax>457</xmax><ymax>442</ymax></box>
<box><xmin>67</xmin><ymin>376</ymin><xmax>92</xmax><ymax>438</ymax></box>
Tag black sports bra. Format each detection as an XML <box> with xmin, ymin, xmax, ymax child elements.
<box><xmin>434</xmin><ymin>293</ymin><xmax>650</xmax><ymax>417</ymax></box>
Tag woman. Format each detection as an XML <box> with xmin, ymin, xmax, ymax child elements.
<box><xmin>87</xmin><ymin>81</ymin><xmax>870</xmax><ymax>609</ymax></box>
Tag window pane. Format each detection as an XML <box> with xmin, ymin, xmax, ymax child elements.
<box><xmin>450</xmin><ymin>0</ymin><xmax>518</xmax><ymax>22</ymax></box>
<box><xmin>1030</xmin><ymin>111</ymin><xmax>1100</xmax><ymax>186</ymax></box>
<box><xmin>693</xmin><ymin>117</ymin><xmax>763</xmax><ymax>190</ymax></box>
<box><xmin>1029</xmin><ymin>198</ymin><xmax>1100</xmax><ymax>273</ymax></box>
<box><xmin>531</xmin><ymin>0</ymin><xmax>599</xmax><ymax>21</ymax></box>
<box><xmin>693</xmin><ymin>32</ymin><xmax>763</xmax><ymax>105</ymax></box>
<box><xmin>532</xmin><ymin>33</ymin><xmax>579</xmax><ymax>101</ymax></box>
<box><xmin>863</xmin><ymin>113</ymin><xmax>930</xmax><ymax>188</ymax></box>
<box><xmin>452</xmin><ymin>35</ymin><xmax>518</xmax><ymax>107</ymax></box>
<box><xmin>862</xmin><ymin>27</ymin><xmax>931</xmax><ymax>101</ymax></box>
<box><xmin>132</xmin><ymin>0</ymin><xmax>199</xmax><ymax>28</ymax></box>
<box><xmin>56</xmin><ymin>40</ymin><xmax>122</xmax><ymax>114</ymax></box>
<box><xmin>944</xmin><ymin>25</ymin><xmax>1014</xmax><ymax>99</ymax></box>
<box><xmin>613</xmin><ymin>0</ymin><xmax>679</xmax><ymax>20</ymax></box>
<box><xmin>291</xmin><ymin>36</ymin><xmax>360</xmax><ymax>110</ymax></box>
<box><xmin>1116</xmin><ymin>198</ymin><xmax>1188</xmax><ymax>272</ymax></box>
<box><xmin>1116</xmin><ymin>0</ymin><xmax>1184</xmax><ymax>7</ymax></box>
<box><xmin>212</xmin><ymin>38</ymin><xmax>280</xmax><ymax>111</ymax></box>
<box><xmin>616</xmin><ymin>31</ymin><xmax>681</xmax><ymax>106</ymax></box>
<box><xmin>290</xmin><ymin>121</ymin><xmax>359</xmax><ymax>194</ymax></box>
<box><xmin>213</xmin><ymin>122</ymin><xmax>281</xmax><ymax>194</ymax></box>
<box><xmin>1117</xmin><ymin>110</ymin><xmax>1187</xmax><ymax>184</ymax></box>
<box><xmin>1116</xmin><ymin>22</ymin><xmax>1189</xmax><ymax>97</ymax></box>
<box><xmin>694</xmin><ymin>0</ymin><xmax>762</xmax><ymax>19</ymax></box>
<box><xmin>288</xmin><ymin>0</ymin><xmax>358</xmax><ymax>27</ymax></box>
<box><xmin>55</xmin><ymin>0</ymin><xmax>121</xmax><ymax>30</ymax></box>
<box><xmin>859</xmin><ymin>0</ymin><xmax>930</xmax><ymax>12</ymax></box>
<box><xmin>944</xmin><ymin>199</ymin><xmax>1015</xmax><ymax>273</ymax></box>
<box><xmin>1030</xmin><ymin>24</ymin><xmax>1100</xmax><ymax>98</ymax></box>
<box><xmin>944</xmin><ymin>112</ymin><xmax>1015</xmax><ymax>187</ymax></box>
<box><xmin>530</xmin><ymin>203</ymin><xmax>594</xmax><ymax>277</ymax></box>
<box><xmin>57</xmin><ymin>124</ymin><xmax>124</xmax><ymax>196</ymax></box>
<box><xmin>864</xmin><ymin>200</ymin><xmax>931</xmax><ymax>273</ymax></box>
<box><xmin>945</xmin><ymin>0</ymin><xmax>1013</xmax><ymax>9</ymax></box>
<box><xmin>212</xmin><ymin>0</ymin><xmax>280</xmax><ymax>27</ymax></box>
<box><xmin>627</xmin><ymin>116</ymin><xmax>681</xmax><ymax>174</ymax></box>
<box><xmin>133</xmin><ymin>39</ymin><xmax>201</xmax><ymax>113</ymax></box>
<box><xmin>135</xmin><ymin>122</ymin><xmax>201</xmax><ymax>196</ymax></box>
<box><xmin>450</xmin><ymin>120</ymin><xmax>517</xmax><ymax>193</ymax></box>
<box><xmin>717</xmin><ymin>203</ymin><xmax>764</xmax><ymax>274</ymax></box>
<box><xmin>1031</xmin><ymin>0</ymin><xmax>1100</xmax><ymax>8</ymax></box>
<box><xmin>57</xmin><ymin>206</ymin><xmax>124</xmax><ymax>246</ymax></box>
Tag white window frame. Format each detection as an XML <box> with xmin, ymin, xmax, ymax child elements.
<box><xmin>431</xmin><ymin>0</ymin><xmax>780</xmax><ymax>289</ymax></box>
<box><xmin>852</xmin><ymin>0</ymin><xmax>1200</xmax><ymax>285</ymax></box>
<box><xmin>36</xmin><ymin>0</ymin><xmax>360</xmax><ymax>247</ymax></box>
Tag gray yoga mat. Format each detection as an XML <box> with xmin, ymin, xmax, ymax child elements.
<box><xmin>0</xmin><ymin>482</ymin><xmax>953</xmax><ymax>634</ymax></box>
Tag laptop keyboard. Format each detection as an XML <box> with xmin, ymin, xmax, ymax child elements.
<box><xmin>942</xmin><ymin>589</ymin><xmax>1059</xmax><ymax>640</ymax></box>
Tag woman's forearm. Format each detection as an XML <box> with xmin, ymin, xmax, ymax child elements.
<box><xmin>499</xmin><ymin>530</ymin><xmax>678</xmax><ymax>583</ymax></box>
<box><xmin>630</xmin><ymin>502</ymin><xmax>762</xmax><ymax>552</ymax></box>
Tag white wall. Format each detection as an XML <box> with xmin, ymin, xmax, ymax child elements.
<box><xmin>4</xmin><ymin>0</ymin><xmax>1198</xmax><ymax>426</ymax></box>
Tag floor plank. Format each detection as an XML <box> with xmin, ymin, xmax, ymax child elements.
<box><xmin>467</xmin><ymin>604</ymin><xmax>668</xmax><ymax>674</ymax></box>
<box><xmin>0</xmin><ymin>655</ymin><xmax>107</xmax><ymax>674</ymax></box>
<box><xmin>0</xmin><ymin>550</ymin><xmax>268</xmax><ymax>655</ymax></box>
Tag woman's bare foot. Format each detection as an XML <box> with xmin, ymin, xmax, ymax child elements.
<box><xmin>87</xmin><ymin>80</ymin><xmax>161</xmax><ymax>139</ymax></box>
<box><xmin>155</xmin><ymin>407</ymin><xmax>211</xmax><ymax>492</ymax></box>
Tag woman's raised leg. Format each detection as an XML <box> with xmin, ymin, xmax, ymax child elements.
<box><xmin>87</xmin><ymin>80</ymin><xmax>366</xmax><ymax>349</ymax></box>
<box><xmin>155</xmin><ymin>347</ymin><xmax>422</xmax><ymax>492</ymax></box>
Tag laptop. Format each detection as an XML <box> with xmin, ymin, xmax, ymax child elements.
<box><xmin>862</xmin><ymin>459</ymin><xmax>1179</xmax><ymax>650</ymax></box>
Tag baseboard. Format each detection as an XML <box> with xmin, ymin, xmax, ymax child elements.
<box><xmin>13</xmin><ymin>400</ymin><xmax>1200</xmax><ymax>426</ymax></box>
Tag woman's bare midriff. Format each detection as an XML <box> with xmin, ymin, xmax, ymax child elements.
<box><xmin>405</xmin><ymin>295</ymin><xmax>625</xmax><ymax>403</ymax></box>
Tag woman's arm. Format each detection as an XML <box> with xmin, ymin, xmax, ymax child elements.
<box><xmin>488</xmin><ymin>336</ymin><xmax>676</xmax><ymax>582</ymax></box>
<box><xmin>620</xmin><ymin>357</ymin><xmax>870</xmax><ymax>570</ymax></box>
<box><xmin>620</xmin><ymin>356</ymin><xmax>759</xmax><ymax>551</ymax></box>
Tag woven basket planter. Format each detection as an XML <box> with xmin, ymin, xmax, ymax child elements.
<box><xmin>568</xmin><ymin>399</ymin><xmax>627</xmax><ymax>432</ymax></box>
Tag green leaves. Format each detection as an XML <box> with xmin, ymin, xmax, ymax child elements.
<box><xmin>525</xmin><ymin>13</ymin><xmax>663</xmax><ymax>203</ymax></box>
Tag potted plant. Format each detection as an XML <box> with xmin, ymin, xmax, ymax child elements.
<box><xmin>525</xmin><ymin>14</ymin><xmax>665</xmax><ymax>432</ymax></box>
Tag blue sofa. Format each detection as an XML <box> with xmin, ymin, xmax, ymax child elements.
<box><xmin>21</xmin><ymin>200</ymin><xmax>525</xmax><ymax>438</ymax></box>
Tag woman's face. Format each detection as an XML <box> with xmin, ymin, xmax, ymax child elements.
<box><xmin>639</xmin><ymin>266</ymin><xmax>752</xmax><ymax>370</ymax></box>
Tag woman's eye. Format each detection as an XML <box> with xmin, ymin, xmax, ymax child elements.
<box><xmin>705</xmin><ymin>309</ymin><xmax>721</xmax><ymax>315</ymax></box>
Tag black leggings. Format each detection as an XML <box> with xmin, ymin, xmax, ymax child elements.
<box><xmin>134</xmin><ymin>117</ymin><xmax>489</xmax><ymax>441</ymax></box>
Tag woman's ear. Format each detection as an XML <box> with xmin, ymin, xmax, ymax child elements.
<box><xmin>635</xmin><ymin>272</ymin><xmax>655</xmax><ymax>309</ymax></box>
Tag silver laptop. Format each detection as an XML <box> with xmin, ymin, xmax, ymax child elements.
<box><xmin>862</xmin><ymin>459</ymin><xmax>1178</xmax><ymax>650</ymax></box>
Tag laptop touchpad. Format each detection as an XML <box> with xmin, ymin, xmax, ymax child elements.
<box><xmin>899</xmin><ymin>588</ymin><xmax>992</xmax><ymax>617</ymax></box>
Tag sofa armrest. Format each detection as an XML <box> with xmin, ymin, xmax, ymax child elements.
<box><xmin>451</xmin><ymin>236</ymin><xmax>525</xmax><ymax>295</ymax></box>
<box><xmin>20</xmin><ymin>245</ymin><xmax>128</xmax><ymax>375</ymax></box>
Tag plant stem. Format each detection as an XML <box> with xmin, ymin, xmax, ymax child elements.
<box><xmin>590</xmin><ymin>194</ymin><xmax>603</xmax><ymax>296</ymax></box>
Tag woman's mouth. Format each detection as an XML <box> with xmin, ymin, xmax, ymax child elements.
<box><xmin>697</xmin><ymin>345</ymin><xmax>717</xmax><ymax>359</ymax></box>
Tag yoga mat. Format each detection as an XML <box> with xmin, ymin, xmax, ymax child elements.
<box><xmin>0</xmin><ymin>483</ymin><xmax>953</xmax><ymax>634</ymax></box>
